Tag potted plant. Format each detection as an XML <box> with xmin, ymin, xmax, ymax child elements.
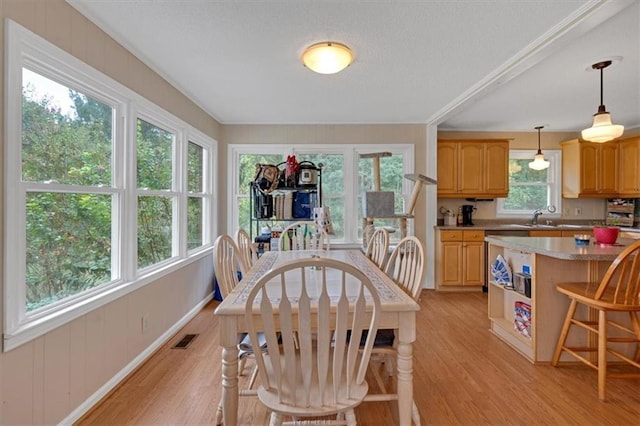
<box><xmin>592</xmin><ymin>221</ymin><xmax>620</xmax><ymax>245</ymax></box>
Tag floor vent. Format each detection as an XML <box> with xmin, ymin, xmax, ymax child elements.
<box><xmin>172</xmin><ymin>333</ymin><xmax>198</xmax><ymax>349</ymax></box>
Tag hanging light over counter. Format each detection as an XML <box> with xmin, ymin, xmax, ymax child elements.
<box><xmin>529</xmin><ymin>126</ymin><xmax>550</xmax><ymax>170</ymax></box>
<box><xmin>581</xmin><ymin>60</ymin><xmax>624</xmax><ymax>143</ymax></box>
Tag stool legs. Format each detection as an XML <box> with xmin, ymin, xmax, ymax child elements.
<box><xmin>552</xmin><ymin>299</ymin><xmax>577</xmax><ymax>366</ymax></box>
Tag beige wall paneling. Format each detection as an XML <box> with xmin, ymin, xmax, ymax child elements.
<box><xmin>68</xmin><ymin>316</ymin><xmax>88</xmax><ymax>411</ymax></box>
<box><xmin>84</xmin><ymin>308</ymin><xmax>108</xmax><ymax>397</ymax></box>
<box><xmin>103</xmin><ymin>297</ymin><xmax>131</xmax><ymax>381</ymax></box>
<box><xmin>43</xmin><ymin>325</ymin><xmax>71</xmax><ymax>422</ymax></box>
<box><xmin>1</xmin><ymin>340</ymin><xmax>35</xmax><ymax>424</ymax></box>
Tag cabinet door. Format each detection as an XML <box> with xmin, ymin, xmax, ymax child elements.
<box><xmin>441</xmin><ymin>242</ymin><xmax>463</xmax><ymax>286</ymax></box>
<box><xmin>599</xmin><ymin>143</ymin><xmax>618</xmax><ymax>195</ymax></box>
<box><xmin>618</xmin><ymin>138</ymin><xmax>640</xmax><ymax>195</ymax></box>
<box><xmin>484</xmin><ymin>142</ymin><xmax>509</xmax><ymax>196</ymax></box>
<box><xmin>579</xmin><ymin>144</ymin><xmax>599</xmax><ymax>194</ymax></box>
<box><xmin>437</xmin><ymin>142</ymin><xmax>459</xmax><ymax>195</ymax></box>
<box><xmin>458</xmin><ymin>143</ymin><xmax>484</xmax><ymax>194</ymax></box>
<box><xmin>463</xmin><ymin>241</ymin><xmax>484</xmax><ymax>286</ymax></box>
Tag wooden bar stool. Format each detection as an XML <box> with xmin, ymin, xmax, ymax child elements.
<box><xmin>551</xmin><ymin>240</ymin><xmax>640</xmax><ymax>400</ymax></box>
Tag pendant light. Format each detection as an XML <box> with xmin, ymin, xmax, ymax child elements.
<box><xmin>581</xmin><ymin>60</ymin><xmax>624</xmax><ymax>143</ymax></box>
<box><xmin>302</xmin><ymin>42</ymin><xmax>353</xmax><ymax>74</ymax></box>
<box><xmin>529</xmin><ymin>126</ymin><xmax>550</xmax><ymax>170</ymax></box>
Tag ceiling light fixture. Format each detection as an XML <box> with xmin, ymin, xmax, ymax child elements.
<box><xmin>529</xmin><ymin>125</ymin><xmax>550</xmax><ymax>170</ymax></box>
<box><xmin>302</xmin><ymin>42</ymin><xmax>353</xmax><ymax>74</ymax></box>
<box><xmin>581</xmin><ymin>60</ymin><xmax>624</xmax><ymax>143</ymax></box>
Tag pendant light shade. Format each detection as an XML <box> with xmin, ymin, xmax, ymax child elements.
<box><xmin>529</xmin><ymin>126</ymin><xmax>550</xmax><ymax>170</ymax></box>
<box><xmin>581</xmin><ymin>60</ymin><xmax>624</xmax><ymax>143</ymax></box>
<box><xmin>302</xmin><ymin>42</ymin><xmax>353</xmax><ymax>74</ymax></box>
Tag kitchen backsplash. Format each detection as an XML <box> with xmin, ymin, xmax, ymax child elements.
<box><xmin>437</xmin><ymin>198</ymin><xmax>609</xmax><ymax>222</ymax></box>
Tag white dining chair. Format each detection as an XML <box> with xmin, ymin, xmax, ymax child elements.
<box><xmin>366</xmin><ymin>235</ymin><xmax>424</xmax><ymax>425</ymax></box>
<box><xmin>279</xmin><ymin>220</ymin><xmax>330</xmax><ymax>251</ymax></box>
<box><xmin>244</xmin><ymin>257</ymin><xmax>381</xmax><ymax>425</ymax></box>
<box><xmin>213</xmin><ymin>234</ymin><xmax>262</xmax><ymax>425</ymax></box>
<box><xmin>235</xmin><ymin>228</ymin><xmax>257</xmax><ymax>271</ymax></box>
<box><xmin>365</xmin><ymin>228</ymin><xmax>390</xmax><ymax>269</ymax></box>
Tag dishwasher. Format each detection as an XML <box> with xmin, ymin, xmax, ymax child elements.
<box><xmin>483</xmin><ymin>229</ymin><xmax>529</xmax><ymax>292</ymax></box>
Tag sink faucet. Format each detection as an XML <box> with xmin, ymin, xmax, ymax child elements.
<box><xmin>531</xmin><ymin>208</ymin><xmax>544</xmax><ymax>225</ymax></box>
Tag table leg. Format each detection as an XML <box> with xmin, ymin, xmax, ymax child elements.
<box><xmin>220</xmin><ymin>320</ymin><xmax>239</xmax><ymax>425</ymax></box>
<box><xmin>396</xmin><ymin>313</ymin><xmax>416</xmax><ymax>426</ymax></box>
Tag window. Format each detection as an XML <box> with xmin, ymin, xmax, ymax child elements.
<box><xmin>4</xmin><ymin>20</ymin><xmax>216</xmax><ymax>350</ymax></box>
<box><xmin>497</xmin><ymin>150</ymin><xmax>561</xmax><ymax>216</ymax></box>
<box><xmin>229</xmin><ymin>145</ymin><xmax>413</xmax><ymax>244</ymax></box>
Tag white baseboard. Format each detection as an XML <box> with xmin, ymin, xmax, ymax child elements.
<box><xmin>59</xmin><ymin>294</ymin><xmax>214</xmax><ymax>425</ymax></box>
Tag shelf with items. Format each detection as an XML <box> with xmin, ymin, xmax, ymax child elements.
<box><xmin>249</xmin><ymin>161</ymin><xmax>322</xmax><ymax>241</ymax></box>
<box><xmin>605</xmin><ymin>198</ymin><xmax>635</xmax><ymax>227</ymax></box>
<box><xmin>487</xmin><ymin>244</ymin><xmax>535</xmax><ymax>361</ymax></box>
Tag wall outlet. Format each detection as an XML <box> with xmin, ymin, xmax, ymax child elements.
<box><xmin>574</xmin><ymin>207</ymin><xmax>582</xmax><ymax>216</ymax></box>
<box><xmin>563</xmin><ymin>207</ymin><xmax>570</xmax><ymax>216</ymax></box>
<box><xmin>141</xmin><ymin>314</ymin><xmax>150</xmax><ymax>333</ymax></box>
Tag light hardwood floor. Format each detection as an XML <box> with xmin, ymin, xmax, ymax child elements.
<box><xmin>77</xmin><ymin>291</ymin><xmax>640</xmax><ymax>425</ymax></box>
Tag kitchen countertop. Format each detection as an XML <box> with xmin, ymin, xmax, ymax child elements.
<box><xmin>435</xmin><ymin>221</ymin><xmax>640</xmax><ymax>233</ymax></box>
<box><xmin>484</xmin><ymin>235</ymin><xmax>634</xmax><ymax>260</ymax></box>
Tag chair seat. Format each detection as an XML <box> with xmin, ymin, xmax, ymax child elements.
<box><xmin>556</xmin><ymin>282</ymin><xmax>640</xmax><ymax>311</ymax></box>
<box><xmin>257</xmin><ymin>347</ymin><xmax>369</xmax><ymax>418</ymax></box>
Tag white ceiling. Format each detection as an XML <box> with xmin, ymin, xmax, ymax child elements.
<box><xmin>67</xmin><ymin>0</ymin><xmax>639</xmax><ymax>133</ymax></box>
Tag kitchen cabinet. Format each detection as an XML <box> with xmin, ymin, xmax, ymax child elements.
<box><xmin>438</xmin><ymin>229</ymin><xmax>485</xmax><ymax>288</ymax></box>
<box><xmin>618</xmin><ymin>137</ymin><xmax>640</xmax><ymax>196</ymax></box>
<box><xmin>560</xmin><ymin>139</ymin><xmax>617</xmax><ymax>198</ymax></box>
<box><xmin>437</xmin><ymin>140</ymin><xmax>509</xmax><ymax>198</ymax></box>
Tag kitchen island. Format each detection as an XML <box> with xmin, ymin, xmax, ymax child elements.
<box><xmin>485</xmin><ymin>236</ymin><xmax>632</xmax><ymax>363</ymax></box>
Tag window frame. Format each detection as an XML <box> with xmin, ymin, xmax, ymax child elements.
<box><xmin>496</xmin><ymin>149</ymin><xmax>562</xmax><ymax>217</ymax></box>
<box><xmin>228</xmin><ymin>144</ymin><xmax>414</xmax><ymax>245</ymax></box>
<box><xmin>4</xmin><ymin>20</ymin><xmax>217</xmax><ymax>351</ymax></box>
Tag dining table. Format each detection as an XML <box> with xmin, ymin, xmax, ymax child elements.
<box><xmin>214</xmin><ymin>248</ymin><xmax>421</xmax><ymax>425</ymax></box>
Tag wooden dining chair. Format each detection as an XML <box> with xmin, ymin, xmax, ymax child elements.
<box><xmin>213</xmin><ymin>234</ymin><xmax>246</xmax><ymax>298</ymax></box>
<box><xmin>213</xmin><ymin>234</ymin><xmax>262</xmax><ymax>425</ymax></box>
<box><xmin>244</xmin><ymin>257</ymin><xmax>381</xmax><ymax>425</ymax></box>
<box><xmin>279</xmin><ymin>220</ymin><xmax>330</xmax><ymax>251</ymax></box>
<box><xmin>365</xmin><ymin>228</ymin><xmax>389</xmax><ymax>269</ymax></box>
<box><xmin>235</xmin><ymin>228</ymin><xmax>257</xmax><ymax>271</ymax></box>
<box><xmin>366</xmin><ymin>235</ymin><xmax>424</xmax><ymax>425</ymax></box>
<box><xmin>384</xmin><ymin>235</ymin><xmax>425</xmax><ymax>302</ymax></box>
<box><xmin>551</xmin><ymin>240</ymin><xmax>640</xmax><ymax>401</ymax></box>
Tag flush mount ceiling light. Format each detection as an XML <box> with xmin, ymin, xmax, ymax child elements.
<box><xmin>581</xmin><ymin>60</ymin><xmax>624</xmax><ymax>143</ymax></box>
<box><xmin>529</xmin><ymin>125</ymin><xmax>550</xmax><ymax>170</ymax></box>
<box><xmin>302</xmin><ymin>42</ymin><xmax>353</xmax><ymax>74</ymax></box>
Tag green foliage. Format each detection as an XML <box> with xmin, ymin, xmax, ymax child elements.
<box><xmin>21</xmin><ymin>80</ymin><xmax>182</xmax><ymax>311</ymax></box>
<box><xmin>503</xmin><ymin>159</ymin><xmax>550</xmax><ymax>211</ymax></box>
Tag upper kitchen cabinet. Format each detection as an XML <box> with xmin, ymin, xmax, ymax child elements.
<box><xmin>560</xmin><ymin>139</ymin><xmax>617</xmax><ymax>198</ymax></box>
<box><xmin>618</xmin><ymin>137</ymin><xmax>640</xmax><ymax>196</ymax></box>
<box><xmin>437</xmin><ymin>140</ymin><xmax>509</xmax><ymax>198</ymax></box>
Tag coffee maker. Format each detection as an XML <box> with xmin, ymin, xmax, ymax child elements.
<box><xmin>461</xmin><ymin>204</ymin><xmax>475</xmax><ymax>226</ymax></box>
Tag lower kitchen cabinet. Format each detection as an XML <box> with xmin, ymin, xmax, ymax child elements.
<box><xmin>437</xmin><ymin>229</ymin><xmax>485</xmax><ymax>288</ymax></box>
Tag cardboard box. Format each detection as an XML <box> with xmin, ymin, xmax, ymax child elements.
<box><xmin>363</xmin><ymin>191</ymin><xmax>395</xmax><ymax>217</ymax></box>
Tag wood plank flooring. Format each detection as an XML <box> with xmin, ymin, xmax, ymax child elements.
<box><xmin>76</xmin><ymin>291</ymin><xmax>640</xmax><ymax>425</ymax></box>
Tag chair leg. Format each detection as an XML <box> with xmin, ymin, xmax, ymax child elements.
<box><xmin>238</xmin><ymin>357</ymin><xmax>248</xmax><ymax>375</ymax></box>
<box><xmin>598</xmin><ymin>309</ymin><xmax>607</xmax><ymax>401</ymax></box>
<box><xmin>215</xmin><ymin>400</ymin><xmax>223</xmax><ymax>426</ymax></box>
<box><xmin>270</xmin><ymin>412</ymin><xmax>283</xmax><ymax>426</ymax></box>
<box><xmin>345</xmin><ymin>408</ymin><xmax>357</xmax><ymax>426</ymax></box>
<box><xmin>411</xmin><ymin>401</ymin><xmax>421</xmax><ymax>425</ymax></box>
<box><xmin>247</xmin><ymin>364</ymin><xmax>259</xmax><ymax>389</ymax></box>
<box><xmin>629</xmin><ymin>312</ymin><xmax>640</xmax><ymax>362</ymax></box>
<box><xmin>552</xmin><ymin>299</ymin><xmax>577</xmax><ymax>366</ymax></box>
